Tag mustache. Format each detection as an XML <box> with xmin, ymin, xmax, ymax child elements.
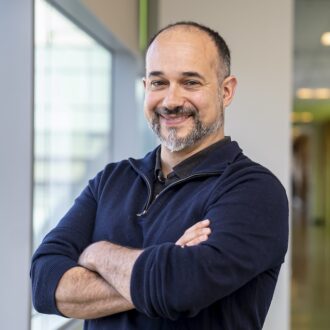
<box><xmin>155</xmin><ymin>106</ymin><xmax>197</xmax><ymax>117</ymax></box>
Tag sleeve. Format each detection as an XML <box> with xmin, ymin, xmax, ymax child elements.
<box><xmin>30</xmin><ymin>173</ymin><xmax>101</xmax><ymax>315</ymax></box>
<box><xmin>130</xmin><ymin>172</ymin><xmax>289</xmax><ymax>320</ymax></box>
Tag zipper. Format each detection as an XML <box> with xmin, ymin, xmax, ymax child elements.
<box><xmin>131</xmin><ymin>165</ymin><xmax>223</xmax><ymax>216</ymax></box>
<box><xmin>135</xmin><ymin>171</ymin><xmax>153</xmax><ymax>216</ymax></box>
<box><xmin>128</xmin><ymin>160</ymin><xmax>154</xmax><ymax>216</ymax></box>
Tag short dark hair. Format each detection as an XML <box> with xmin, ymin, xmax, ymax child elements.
<box><xmin>146</xmin><ymin>21</ymin><xmax>231</xmax><ymax>78</ymax></box>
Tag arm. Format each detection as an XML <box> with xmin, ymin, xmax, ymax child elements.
<box><xmin>107</xmin><ymin>173</ymin><xmax>287</xmax><ymax>320</ymax></box>
<box><xmin>31</xmin><ymin>158</ymin><xmax>211</xmax><ymax>318</ymax></box>
<box><xmin>57</xmin><ymin>219</ymin><xmax>212</xmax><ymax>318</ymax></box>
<box><xmin>128</xmin><ymin>173</ymin><xmax>288</xmax><ymax>320</ymax></box>
<box><xmin>78</xmin><ymin>242</ymin><xmax>142</xmax><ymax>303</ymax></box>
<box><xmin>30</xmin><ymin>171</ymin><xmax>123</xmax><ymax>316</ymax></box>
<box><xmin>78</xmin><ymin>219</ymin><xmax>212</xmax><ymax>303</ymax></box>
<box><xmin>55</xmin><ymin>267</ymin><xmax>133</xmax><ymax>319</ymax></box>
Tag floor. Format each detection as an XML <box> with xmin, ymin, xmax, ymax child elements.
<box><xmin>291</xmin><ymin>216</ymin><xmax>330</xmax><ymax>329</ymax></box>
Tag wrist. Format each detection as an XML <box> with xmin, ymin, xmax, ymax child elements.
<box><xmin>78</xmin><ymin>240</ymin><xmax>111</xmax><ymax>272</ymax></box>
<box><xmin>93</xmin><ymin>241</ymin><xmax>112</xmax><ymax>273</ymax></box>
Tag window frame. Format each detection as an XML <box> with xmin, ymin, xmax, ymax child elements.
<box><xmin>31</xmin><ymin>0</ymin><xmax>144</xmax><ymax>328</ymax></box>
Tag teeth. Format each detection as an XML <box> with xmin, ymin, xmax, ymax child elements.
<box><xmin>163</xmin><ymin>114</ymin><xmax>187</xmax><ymax>119</ymax></box>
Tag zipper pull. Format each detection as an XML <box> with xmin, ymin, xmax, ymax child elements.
<box><xmin>136</xmin><ymin>210</ymin><xmax>147</xmax><ymax>217</ymax></box>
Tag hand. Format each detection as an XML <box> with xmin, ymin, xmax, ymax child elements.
<box><xmin>78</xmin><ymin>241</ymin><xmax>110</xmax><ymax>272</ymax></box>
<box><xmin>175</xmin><ymin>219</ymin><xmax>211</xmax><ymax>247</ymax></box>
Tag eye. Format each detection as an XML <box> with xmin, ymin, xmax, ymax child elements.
<box><xmin>150</xmin><ymin>80</ymin><xmax>166</xmax><ymax>88</ymax></box>
<box><xmin>184</xmin><ymin>80</ymin><xmax>201</xmax><ymax>87</ymax></box>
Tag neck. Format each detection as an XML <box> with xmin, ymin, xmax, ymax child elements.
<box><xmin>160</xmin><ymin>131</ymin><xmax>224</xmax><ymax>177</ymax></box>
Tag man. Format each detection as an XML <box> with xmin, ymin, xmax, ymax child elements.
<box><xmin>31</xmin><ymin>21</ymin><xmax>288</xmax><ymax>329</ymax></box>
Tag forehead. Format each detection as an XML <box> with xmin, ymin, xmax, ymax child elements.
<box><xmin>146</xmin><ymin>27</ymin><xmax>219</xmax><ymax>75</ymax></box>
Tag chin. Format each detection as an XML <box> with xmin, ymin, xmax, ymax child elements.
<box><xmin>162</xmin><ymin>125</ymin><xmax>192</xmax><ymax>137</ymax></box>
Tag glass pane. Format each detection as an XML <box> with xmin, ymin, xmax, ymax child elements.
<box><xmin>32</xmin><ymin>0</ymin><xmax>112</xmax><ymax>328</ymax></box>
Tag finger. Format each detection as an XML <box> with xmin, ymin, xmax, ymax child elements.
<box><xmin>178</xmin><ymin>227</ymin><xmax>211</xmax><ymax>245</ymax></box>
<box><xmin>175</xmin><ymin>228</ymin><xmax>209</xmax><ymax>246</ymax></box>
<box><xmin>185</xmin><ymin>219</ymin><xmax>210</xmax><ymax>233</ymax></box>
<box><xmin>184</xmin><ymin>231</ymin><xmax>211</xmax><ymax>246</ymax></box>
<box><xmin>175</xmin><ymin>220</ymin><xmax>211</xmax><ymax>246</ymax></box>
<box><xmin>186</xmin><ymin>234</ymin><xmax>209</xmax><ymax>247</ymax></box>
<box><xmin>175</xmin><ymin>227</ymin><xmax>211</xmax><ymax>246</ymax></box>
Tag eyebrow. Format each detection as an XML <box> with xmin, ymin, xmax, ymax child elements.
<box><xmin>148</xmin><ymin>71</ymin><xmax>206</xmax><ymax>81</ymax></box>
<box><xmin>148</xmin><ymin>71</ymin><xmax>164</xmax><ymax>78</ymax></box>
<box><xmin>181</xmin><ymin>71</ymin><xmax>205</xmax><ymax>81</ymax></box>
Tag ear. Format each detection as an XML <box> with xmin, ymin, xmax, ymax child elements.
<box><xmin>222</xmin><ymin>75</ymin><xmax>237</xmax><ymax>108</ymax></box>
<box><xmin>142</xmin><ymin>77</ymin><xmax>147</xmax><ymax>90</ymax></box>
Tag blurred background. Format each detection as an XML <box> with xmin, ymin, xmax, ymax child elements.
<box><xmin>0</xmin><ymin>0</ymin><xmax>329</xmax><ymax>329</ymax></box>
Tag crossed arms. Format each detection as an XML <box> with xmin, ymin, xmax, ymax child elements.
<box><xmin>55</xmin><ymin>220</ymin><xmax>212</xmax><ymax>319</ymax></box>
<box><xmin>31</xmin><ymin>170</ymin><xmax>288</xmax><ymax>321</ymax></box>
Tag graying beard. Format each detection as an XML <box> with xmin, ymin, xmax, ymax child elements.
<box><xmin>150</xmin><ymin>113</ymin><xmax>223</xmax><ymax>152</ymax></box>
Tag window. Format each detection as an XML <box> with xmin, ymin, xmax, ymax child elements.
<box><xmin>32</xmin><ymin>0</ymin><xmax>112</xmax><ymax>328</ymax></box>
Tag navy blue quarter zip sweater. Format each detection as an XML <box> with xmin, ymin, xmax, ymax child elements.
<box><xmin>31</xmin><ymin>140</ymin><xmax>289</xmax><ymax>330</ymax></box>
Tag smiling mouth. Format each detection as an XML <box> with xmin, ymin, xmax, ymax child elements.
<box><xmin>159</xmin><ymin>114</ymin><xmax>192</xmax><ymax>126</ymax></box>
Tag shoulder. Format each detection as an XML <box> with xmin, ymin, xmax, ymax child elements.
<box><xmin>218</xmin><ymin>154</ymin><xmax>288</xmax><ymax>207</ymax></box>
<box><xmin>87</xmin><ymin>159</ymin><xmax>133</xmax><ymax>193</ymax></box>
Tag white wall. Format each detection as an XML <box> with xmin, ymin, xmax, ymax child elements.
<box><xmin>0</xmin><ymin>1</ymin><xmax>33</xmax><ymax>329</ymax></box>
<box><xmin>156</xmin><ymin>1</ymin><xmax>293</xmax><ymax>329</ymax></box>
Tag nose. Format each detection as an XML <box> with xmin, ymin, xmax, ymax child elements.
<box><xmin>162</xmin><ymin>85</ymin><xmax>184</xmax><ymax>110</ymax></box>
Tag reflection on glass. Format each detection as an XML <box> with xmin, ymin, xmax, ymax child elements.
<box><xmin>32</xmin><ymin>0</ymin><xmax>112</xmax><ymax>328</ymax></box>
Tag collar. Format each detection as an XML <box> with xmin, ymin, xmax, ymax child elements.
<box><xmin>128</xmin><ymin>138</ymin><xmax>242</xmax><ymax>182</ymax></box>
<box><xmin>154</xmin><ymin>137</ymin><xmax>232</xmax><ymax>180</ymax></box>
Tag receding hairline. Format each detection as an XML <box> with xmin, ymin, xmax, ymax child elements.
<box><xmin>150</xmin><ymin>24</ymin><xmax>211</xmax><ymax>41</ymax></box>
<box><xmin>146</xmin><ymin>22</ymin><xmax>230</xmax><ymax>79</ymax></box>
<box><xmin>147</xmin><ymin>25</ymin><xmax>217</xmax><ymax>56</ymax></box>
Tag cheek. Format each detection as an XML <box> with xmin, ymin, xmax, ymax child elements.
<box><xmin>190</xmin><ymin>93</ymin><xmax>208</xmax><ymax>108</ymax></box>
<box><xmin>144</xmin><ymin>92</ymin><xmax>162</xmax><ymax>111</ymax></box>
<box><xmin>191</xmin><ymin>92</ymin><xmax>221</xmax><ymax>121</ymax></box>
<box><xmin>189</xmin><ymin>93</ymin><xmax>212</xmax><ymax>114</ymax></box>
<box><xmin>143</xmin><ymin>93</ymin><xmax>156</xmax><ymax>120</ymax></box>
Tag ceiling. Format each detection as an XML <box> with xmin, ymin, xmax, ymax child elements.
<box><xmin>294</xmin><ymin>0</ymin><xmax>330</xmax><ymax>122</ymax></box>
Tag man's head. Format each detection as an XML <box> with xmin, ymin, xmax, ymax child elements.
<box><xmin>143</xmin><ymin>22</ymin><xmax>237</xmax><ymax>153</ymax></box>
<box><xmin>147</xmin><ymin>21</ymin><xmax>231</xmax><ymax>80</ymax></box>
